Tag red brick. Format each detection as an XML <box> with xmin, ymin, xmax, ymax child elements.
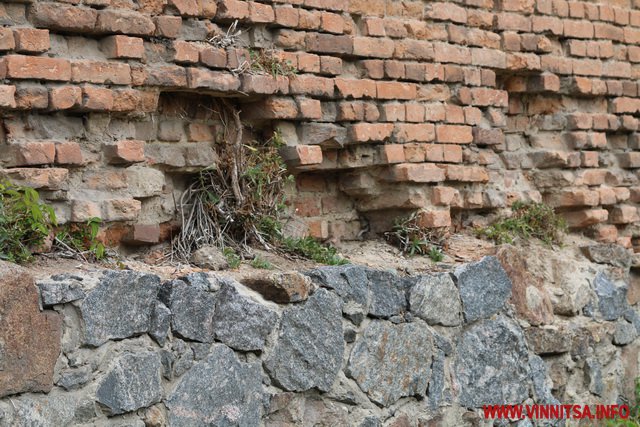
<box><xmin>281</xmin><ymin>145</ymin><xmax>323</xmax><ymax>166</ymax></box>
<box><xmin>305</xmin><ymin>0</ymin><xmax>346</xmax><ymax>11</ymax></box>
<box><xmin>13</xmin><ymin>28</ymin><xmax>49</xmax><ymax>53</ymax></box>
<box><xmin>126</xmin><ymin>224</ymin><xmax>161</xmax><ymax>245</ymax></box>
<box><xmin>3</xmin><ymin>55</ymin><xmax>71</xmax><ymax>81</ymax></box>
<box><xmin>104</xmin><ymin>140</ymin><xmax>145</xmax><ymax>164</ymax></box>
<box><xmin>406</xmin><ymin>103</ymin><xmax>425</xmax><ymax>122</ymax></box>
<box><xmin>243</xmin><ymin>98</ymin><xmax>298</xmax><ymax>120</ymax></box>
<box><xmin>274</xmin><ymin>6</ymin><xmax>299</xmax><ymax>27</ymax></box>
<box><xmin>95</xmin><ymin>10</ymin><xmax>155</xmax><ymax>36</ymax></box>
<box><xmin>154</xmin><ymin>16</ymin><xmax>182</xmax><ymax>38</ymax></box>
<box><xmin>442</xmin><ymin>144</ymin><xmax>463</xmax><ymax>163</ymax></box>
<box><xmin>384</xmin><ymin>61</ymin><xmax>405</xmax><ymax>79</ymax></box>
<box><xmin>619</xmin><ymin>152</ymin><xmax>640</xmax><ymax>168</ymax></box>
<box><xmin>436</xmin><ymin>125</ymin><xmax>473</xmax><ymax>144</ymax></box>
<box><xmin>200</xmin><ymin>47</ymin><xmax>227</xmax><ymax>68</ymax></box>
<box><xmin>404</xmin><ymin>143</ymin><xmax>425</xmax><ymax>162</ymax></box>
<box><xmin>305</xmin><ymin>33</ymin><xmax>353</xmax><ymax>55</ymax></box>
<box><xmin>249</xmin><ymin>1</ymin><xmax>274</xmax><ymax>23</ymax></box>
<box><xmin>290</xmin><ymin>74</ymin><xmax>334</xmax><ymax>97</ymax></box>
<box><xmin>544</xmin><ymin>189</ymin><xmax>599</xmax><ymax>207</ymax></box>
<box><xmin>433</xmin><ymin>42</ymin><xmax>471</xmax><ymax>64</ymax></box>
<box><xmin>348</xmin><ymin>122</ymin><xmax>393</xmax><ymax>142</ymax></box>
<box><xmin>55</xmin><ymin>142</ymin><xmax>83</xmax><ymax>165</ymax></box>
<box><xmin>610</xmin><ymin>205</ymin><xmax>640</xmax><ymax>224</ymax></box>
<box><xmin>532</xmin><ymin>16</ymin><xmax>564</xmax><ymax>35</ymax></box>
<box><xmin>432</xmin><ymin>186</ymin><xmax>459</xmax><ymax>205</ymax></box>
<box><xmin>417</xmin><ymin>209</ymin><xmax>451</xmax><ymax>228</ymax></box>
<box><xmin>216</xmin><ymin>0</ymin><xmax>249</xmax><ymax>19</ymax></box>
<box><xmin>376</xmin><ymin>82</ymin><xmax>416</xmax><ymax>100</ymax></box>
<box><xmin>169</xmin><ymin>0</ymin><xmax>198</xmax><ymax>16</ymax></box>
<box><xmin>385</xmin><ymin>163</ymin><xmax>445</xmax><ymax>183</ymax></box>
<box><xmin>9</xmin><ymin>142</ymin><xmax>56</xmax><ymax>166</ymax></box>
<box><xmin>82</xmin><ymin>86</ymin><xmax>114</xmax><ymax>110</ymax></box>
<box><xmin>335</xmin><ymin>78</ymin><xmax>376</xmax><ymax>99</ymax></box>
<box><xmin>0</xmin><ymin>168</ymin><xmax>68</xmax><ymax>190</ymax></box>
<box><xmin>445</xmin><ymin>165</ymin><xmax>489</xmax><ymax>182</ymax></box>
<box><xmin>0</xmin><ymin>85</ymin><xmax>16</xmax><ymax>108</ymax></box>
<box><xmin>381</xmin><ymin>144</ymin><xmax>405</xmax><ymax>163</ymax></box>
<box><xmin>320</xmin><ymin>56</ymin><xmax>342</xmax><ymax>75</ymax></box>
<box><xmin>321</xmin><ymin>12</ymin><xmax>344</xmax><ymax>34</ymax></box>
<box><xmin>71</xmin><ymin>60</ymin><xmax>131</xmax><ymax>85</ymax></box>
<box><xmin>393</xmin><ymin>123</ymin><xmax>435</xmax><ymax>143</ymax></box>
<box><xmin>29</xmin><ymin>3</ymin><xmax>98</xmax><ymax>33</ymax></box>
<box><xmin>297</xmin><ymin>53</ymin><xmax>320</xmax><ymax>73</ymax></box>
<box><xmin>49</xmin><ymin>86</ymin><xmax>82</xmax><ymax>110</ymax></box>
<box><xmin>14</xmin><ymin>85</ymin><xmax>48</xmax><ymax>110</ymax></box>
<box><xmin>363</xmin><ymin>17</ymin><xmax>385</xmax><ymax>36</ymax></box>
<box><xmin>425</xmin><ymin>2</ymin><xmax>467</xmax><ymax>24</ymax></box>
<box><xmin>497</xmin><ymin>12</ymin><xmax>531</xmax><ymax>32</ymax></box>
<box><xmin>353</xmin><ymin>37</ymin><xmax>395</xmax><ymax>58</ymax></box>
<box><xmin>563</xmin><ymin>209</ymin><xmax>608</xmax><ymax>228</ymax></box>
<box><xmin>563</xmin><ymin>20</ymin><xmax>593</xmax><ymax>39</ymax></box>
<box><xmin>186</xmin><ymin>68</ymin><xmax>241</xmax><ymax>91</ymax></box>
<box><xmin>297</xmin><ymin>98</ymin><xmax>322</xmax><ymax>119</ymax></box>
<box><xmin>241</xmin><ymin>74</ymin><xmax>287</xmax><ymax>95</ymax></box>
<box><xmin>172</xmin><ymin>41</ymin><xmax>200</xmax><ymax>64</ymax></box>
<box><xmin>101</xmin><ymin>35</ymin><xmax>144</xmax><ymax>59</ymax></box>
<box><xmin>199</xmin><ymin>0</ymin><xmax>218</xmax><ymax>18</ymax></box>
<box><xmin>0</xmin><ymin>28</ymin><xmax>14</xmax><ymax>51</ymax></box>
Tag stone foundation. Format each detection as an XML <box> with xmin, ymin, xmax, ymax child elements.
<box><xmin>1</xmin><ymin>243</ymin><xmax>639</xmax><ymax>426</ymax></box>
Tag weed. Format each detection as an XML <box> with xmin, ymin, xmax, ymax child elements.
<box><xmin>223</xmin><ymin>247</ymin><xmax>241</xmax><ymax>269</ymax></box>
<box><xmin>605</xmin><ymin>378</ymin><xmax>640</xmax><ymax>426</ymax></box>
<box><xmin>0</xmin><ymin>181</ymin><xmax>57</xmax><ymax>263</ymax></box>
<box><xmin>477</xmin><ymin>201</ymin><xmax>566</xmax><ymax>245</ymax></box>
<box><xmin>428</xmin><ymin>246</ymin><xmax>444</xmax><ymax>262</ymax></box>
<box><xmin>54</xmin><ymin>217</ymin><xmax>106</xmax><ymax>261</ymax></box>
<box><xmin>385</xmin><ymin>212</ymin><xmax>447</xmax><ymax>260</ymax></box>
<box><xmin>250</xmin><ymin>256</ymin><xmax>273</xmax><ymax>270</ymax></box>
<box><xmin>249</xmin><ymin>49</ymin><xmax>297</xmax><ymax>78</ymax></box>
<box><xmin>282</xmin><ymin>237</ymin><xmax>348</xmax><ymax>266</ymax></box>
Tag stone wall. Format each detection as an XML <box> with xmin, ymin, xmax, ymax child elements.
<box><xmin>1</xmin><ymin>243</ymin><xmax>639</xmax><ymax>425</ymax></box>
<box><xmin>2</xmin><ymin>0</ymin><xmax>640</xmax><ymax>244</ymax></box>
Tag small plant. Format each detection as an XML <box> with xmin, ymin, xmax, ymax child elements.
<box><xmin>428</xmin><ymin>246</ymin><xmax>444</xmax><ymax>262</ymax></box>
<box><xmin>605</xmin><ymin>377</ymin><xmax>640</xmax><ymax>426</ymax></box>
<box><xmin>0</xmin><ymin>181</ymin><xmax>57</xmax><ymax>263</ymax></box>
<box><xmin>282</xmin><ymin>237</ymin><xmax>348</xmax><ymax>266</ymax></box>
<box><xmin>385</xmin><ymin>212</ymin><xmax>447</xmax><ymax>259</ymax></box>
<box><xmin>223</xmin><ymin>247</ymin><xmax>241</xmax><ymax>269</ymax></box>
<box><xmin>54</xmin><ymin>217</ymin><xmax>106</xmax><ymax>261</ymax></box>
<box><xmin>250</xmin><ymin>256</ymin><xmax>273</xmax><ymax>270</ymax></box>
<box><xmin>249</xmin><ymin>49</ymin><xmax>297</xmax><ymax>78</ymax></box>
<box><xmin>477</xmin><ymin>201</ymin><xmax>566</xmax><ymax>246</ymax></box>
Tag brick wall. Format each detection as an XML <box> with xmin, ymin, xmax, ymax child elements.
<box><xmin>1</xmin><ymin>0</ymin><xmax>640</xmax><ymax>247</ymax></box>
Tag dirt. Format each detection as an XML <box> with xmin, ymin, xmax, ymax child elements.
<box><xmin>21</xmin><ymin>231</ymin><xmax>601</xmax><ymax>282</ymax></box>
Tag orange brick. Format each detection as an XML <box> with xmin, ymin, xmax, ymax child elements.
<box><xmin>335</xmin><ymin>78</ymin><xmax>376</xmax><ymax>99</ymax></box>
<box><xmin>307</xmin><ymin>219</ymin><xmax>329</xmax><ymax>239</ymax></box>
<box><xmin>71</xmin><ymin>60</ymin><xmax>131</xmax><ymax>85</ymax></box>
<box><xmin>442</xmin><ymin>144</ymin><xmax>463</xmax><ymax>163</ymax></box>
<box><xmin>404</xmin><ymin>143</ymin><xmax>425</xmax><ymax>162</ymax></box>
<box><xmin>169</xmin><ymin>0</ymin><xmax>199</xmax><ymax>16</ymax></box>
<box><xmin>13</xmin><ymin>28</ymin><xmax>49</xmax><ymax>53</ymax></box>
<box><xmin>321</xmin><ymin>12</ymin><xmax>344</xmax><ymax>34</ymax></box>
<box><xmin>381</xmin><ymin>144</ymin><xmax>405</xmax><ymax>163</ymax></box>
<box><xmin>393</xmin><ymin>123</ymin><xmax>435</xmax><ymax>143</ymax></box>
<box><xmin>249</xmin><ymin>1</ymin><xmax>275</xmax><ymax>23</ymax></box>
<box><xmin>101</xmin><ymin>35</ymin><xmax>144</xmax><ymax>59</ymax></box>
<box><xmin>386</xmin><ymin>163</ymin><xmax>445</xmax><ymax>183</ymax></box>
<box><xmin>376</xmin><ymin>81</ymin><xmax>417</xmax><ymax>100</ymax></box>
<box><xmin>436</xmin><ymin>125</ymin><xmax>473</xmax><ymax>144</ymax></box>
<box><xmin>30</xmin><ymin>3</ymin><xmax>98</xmax><ymax>33</ymax></box>
<box><xmin>55</xmin><ymin>142</ymin><xmax>83</xmax><ymax>165</ymax></box>
<box><xmin>0</xmin><ymin>28</ymin><xmax>14</xmax><ymax>51</ymax></box>
<box><xmin>9</xmin><ymin>142</ymin><xmax>56</xmax><ymax>166</ymax></box>
<box><xmin>417</xmin><ymin>209</ymin><xmax>451</xmax><ymax>228</ymax></box>
<box><xmin>49</xmin><ymin>86</ymin><xmax>82</xmax><ymax>110</ymax></box>
<box><xmin>104</xmin><ymin>140</ymin><xmax>145</xmax><ymax>164</ymax></box>
<box><xmin>217</xmin><ymin>0</ymin><xmax>250</xmax><ymax>19</ymax></box>
<box><xmin>0</xmin><ymin>85</ymin><xmax>16</xmax><ymax>108</ymax></box>
<box><xmin>445</xmin><ymin>165</ymin><xmax>489</xmax><ymax>182</ymax></box>
<box><xmin>82</xmin><ymin>86</ymin><xmax>114</xmax><ymax>110</ymax></box>
<box><xmin>172</xmin><ymin>41</ymin><xmax>200</xmax><ymax>64</ymax></box>
<box><xmin>3</xmin><ymin>55</ymin><xmax>71</xmax><ymax>81</ymax></box>
<box><xmin>289</xmin><ymin>74</ymin><xmax>334</xmax><ymax>97</ymax></box>
<box><xmin>610</xmin><ymin>205</ymin><xmax>640</xmax><ymax>224</ymax></box>
<box><xmin>349</xmin><ymin>123</ymin><xmax>394</xmax><ymax>142</ymax></box>
<box><xmin>274</xmin><ymin>6</ymin><xmax>299</xmax><ymax>27</ymax></box>
<box><xmin>432</xmin><ymin>186</ymin><xmax>459</xmax><ymax>206</ymax></box>
<box><xmin>563</xmin><ymin>209</ymin><xmax>608</xmax><ymax>228</ymax></box>
<box><xmin>95</xmin><ymin>10</ymin><xmax>155</xmax><ymax>36</ymax></box>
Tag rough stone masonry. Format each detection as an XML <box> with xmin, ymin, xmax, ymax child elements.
<box><xmin>0</xmin><ymin>242</ymin><xmax>639</xmax><ymax>426</ymax></box>
<box><xmin>2</xmin><ymin>0</ymin><xmax>640</xmax><ymax>245</ymax></box>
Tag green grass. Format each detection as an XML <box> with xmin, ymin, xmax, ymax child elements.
<box><xmin>222</xmin><ymin>247</ymin><xmax>241</xmax><ymax>269</ymax></box>
<box><xmin>282</xmin><ymin>236</ymin><xmax>348</xmax><ymax>266</ymax></box>
<box><xmin>0</xmin><ymin>181</ymin><xmax>57</xmax><ymax>263</ymax></box>
<box><xmin>250</xmin><ymin>256</ymin><xmax>273</xmax><ymax>269</ymax></box>
<box><xmin>477</xmin><ymin>201</ymin><xmax>566</xmax><ymax>246</ymax></box>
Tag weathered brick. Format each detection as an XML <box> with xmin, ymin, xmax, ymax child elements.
<box><xmin>353</xmin><ymin>37</ymin><xmax>394</xmax><ymax>58</ymax></box>
<box><xmin>29</xmin><ymin>3</ymin><xmax>97</xmax><ymax>33</ymax></box>
<box><xmin>3</xmin><ymin>55</ymin><xmax>71</xmax><ymax>81</ymax></box>
<box><xmin>349</xmin><ymin>123</ymin><xmax>393</xmax><ymax>142</ymax></box>
<box><xmin>8</xmin><ymin>142</ymin><xmax>56</xmax><ymax>166</ymax></box>
<box><xmin>436</xmin><ymin>125</ymin><xmax>473</xmax><ymax>144</ymax></box>
<box><xmin>49</xmin><ymin>85</ymin><xmax>81</xmax><ymax>110</ymax></box>
<box><xmin>305</xmin><ymin>33</ymin><xmax>353</xmax><ymax>55</ymax></box>
<box><xmin>154</xmin><ymin>16</ymin><xmax>182</xmax><ymax>38</ymax></box>
<box><xmin>71</xmin><ymin>60</ymin><xmax>131</xmax><ymax>85</ymax></box>
<box><xmin>385</xmin><ymin>163</ymin><xmax>446</xmax><ymax>183</ymax></box>
<box><xmin>54</xmin><ymin>142</ymin><xmax>83</xmax><ymax>165</ymax></box>
<box><xmin>95</xmin><ymin>10</ymin><xmax>155</xmax><ymax>36</ymax></box>
<box><xmin>187</xmin><ymin>68</ymin><xmax>241</xmax><ymax>91</ymax></box>
<box><xmin>393</xmin><ymin>123</ymin><xmax>435</xmax><ymax>143</ymax></box>
<box><xmin>610</xmin><ymin>205</ymin><xmax>640</xmax><ymax>224</ymax></box>
<box><xmin>334</xmin><ymin>78</ymin><xmax>376</xmax><ymax>99</ymax></box>
<box><xmin>563</xmin><ymin>209</ymin><xmax>608</xmax><ymax>228</ymax></box>
<box><xmin>104</xmin><ymin>140</ymin><xmax>145</xmax><ymax>164</ymax></box>
<box><xmin>290</xmin><ymin>74</ymin><xmax>334</xmax><ymax>97</ymax></box>
<box><xmin>13</xmin><ymin>28</ymin><xmax>49</xmax><ymax>53</ymax></box>
<box><xmin>445</xmin><ymin>165</ymin><xmax>489</xmax><ymax>182</ymax></box>
<box><xmin>425</xmin><ymin>2</ymin><xmax>467</xmax><ymax>24</ymax></box>
<box><xmin>103</xmin><ymin>199</ymin><xmax>142</xmax><ymax>221</ymax></box>
<box><xmin>0</xmin><ymin>168</ymin><xmax>68</xmax><ymax>190</ymax></box>
<box><xmin>432</xmin><ymin>186</ymin><xmax>459</xmax><ymax>206</ymax></box>
<box><xmin>417</xmin><ymin>209</ymin><xmax>451</xmax><ymax>228</ymax></box>
<box><xmin>0</xmin><ymin>85</ymin><xmax>17</xmax><ymax>108</ymax></box>
<box><xmin>280</xmin><ymin>145</ymin><xmax>323</xmax><ymax>166</ymax></box>
<box><xmin>249</xmin><ymin>1</ymin><xmax>274</xmax><ymax>23</ymax></box>
<box><xmin>243</xmin><ymin>97</ymin><xmax>298</xmax><ymax>119</ymax></box>
<box><xmin>101</xmin><ymin>35</ymin><xmax>144</xmax><ymax>59</ymax></box>
<box><xmin>82</xmin><ymin>86</ymin><xmax>114</xmax><ymax>110</ymax></box>
<box><xmin>380</xmin><ymin>144</ymin><xmax>405</xmax><ymax>164</ymax></box>
<box><xmin>14</xmin><ymin>85</ymin><xmax>48</xmax><ymax>110</ymax></box>
<box><xmin>376</xmin><ymin>82</ymin><xmax>416</xmax><ymax>100</ymax></box>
